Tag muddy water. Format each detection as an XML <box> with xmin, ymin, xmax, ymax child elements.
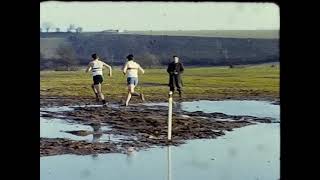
<box><xmin>41</xmin><ymin>123</ymin><xmax>279</xmax><ymax>180</ymax></box>
<box><xmin>41</xmin><ymin>100</ymin><xmax>280</xmax><ymax>180</ymax></box>
<box><xmin>181</xmin><ymin>100</ymin><xmax>280</xmax><ymax>122</ymax></box>
<box><xmin>40</xmin><ymin>117</ymin><xmax>134</xmax><ymax>143</ymax></box>
<box><xmin>145</xmin><ymin>100</ymin><xmax>280</xmax><ymax>122</ymax></box>
<box><xmin>40</xmin><ymin>104</ymin><xmax>135</xmax><ymax>142</ymax></box>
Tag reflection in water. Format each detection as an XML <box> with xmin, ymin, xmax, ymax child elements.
<box><xmin>91</xmin><ymin>154</ymin><xmax>99</xmax><ymax>160</ymax></box>
<box><xmin>126</xmin><ymin>152</ymin><xmax>134</xmax><ymax>166</ymax></box>
<box><xmin>167</xmin><ymin>146</ymin><xmax>172</xmax><ymax>180</ymax></box>
<box><xmin>173</xmin><ymin>102</ymin><xmax>182</xmax><ymax>113</ymax></box>
<box><xmin>41</xmin><ymin>100</ymin><xmax>279</xmax><ymax>180</ymax></box>
<box><xmin>90</xmin><ymin>122</ymin><xmax>103</xmax><ymax>143</ymax></box>
<box><xmin>41</xmin><ymin>124</ymin><xmax>279</xmax><ymax>180</ymax></box>
<box><xmin>126</xmin><ymin>147</ymin><xmax>136</xmax><ymax>166</ymax></box>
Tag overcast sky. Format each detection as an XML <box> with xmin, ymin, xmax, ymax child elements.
<box><xmin>40</xmin><ymin>1</ymin><xmax>279</xmax><ymax>31</ymax></box>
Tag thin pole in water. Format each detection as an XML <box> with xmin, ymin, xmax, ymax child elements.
<box><xmin>168</xmin><ymin>91</ymin><xmax>173</xmax><ymax>141</ymax></box>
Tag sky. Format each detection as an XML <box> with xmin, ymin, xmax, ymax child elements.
<box><xmin>40</xmin><ymin>1</ymin><xmax>279</xmax><ymax>31</ymax></box>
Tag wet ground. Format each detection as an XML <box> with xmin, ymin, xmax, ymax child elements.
<box><xmin>40</xmin><ymin>98</ymin><xmax>280</xmax><ymax>179</ymax></box>
<box><xmin>40</xmin><ymin>100</ymin><xmax>279</xmax><ymax>156</ymax></box>
<box><xmin>41</xmin><ymin>124</ymin><xmax>279</xmax><ymax>180</ymax></box>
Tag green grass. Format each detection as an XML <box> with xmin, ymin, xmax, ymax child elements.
<box><xmin>40</xmin><ymin>64</ymin><xmax>279</xmax><ymax>101</ymax></box>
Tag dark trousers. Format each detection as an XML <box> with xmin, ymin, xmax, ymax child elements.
<box><xmin>169</xmin><ymin>74</ymin><xmax>183</xmax><ymax>93</ymax></box>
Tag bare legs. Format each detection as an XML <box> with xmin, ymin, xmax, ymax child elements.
<box><xmin>125</xmin><ymin>84</ymin><xmax>144</xmax><ymax>106</ymax></box>
<box><xmin>125</xmin><ymin>85</ymin><xmax>135</xmax><ymax>106</ymax></box>
<box><xmin>92</xmin><ymin>83</ymin><xmax>106</xmax><ymax>105</ymax></box>
<box><xmin>91</xmin><ymin>84</ymin><xmax>99</xmax><ymax>101</ymax></box>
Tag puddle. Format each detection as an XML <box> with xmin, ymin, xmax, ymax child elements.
<box><xmin>41</xmin><ymin>123</ymin><xmax>279</xmax><ymax>180</ymax></box>
<box><xmin>41</xmin><ymin>100</ymin><xmax>280</xmax><ymax>179</ymax></box>
<box><xmin>40</xmin><ymin>104</ymin><xmax>120</xmax><ymax>113</ymax></box>
<box><xmin>145</xmin><ymin>100</ymin><xmax>280</xmax><ymax>122</ymax></box>
<box><xmin>40</xmin><ymin>106</ymin><xmax>74</xmax><ymax>112</ymax></box>
<box><xmin>40</xmin><ymin>117</ymin><xmax>132</xmax><ymax>142</ymax></box>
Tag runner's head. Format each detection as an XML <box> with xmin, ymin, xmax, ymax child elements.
<box><xmin>92</xmin><ymin>53</ymin><xmax>98</xmax><ymax>60</ymax></box>
<box><xmin>127</xmin><ymin>54</ymin><xmax>134</xmax><ymax>61</ymax></box>
<box><xmin>173</xmin><ymin>55</ymin><xmax>179</xmax><ymax>63</ymax></box>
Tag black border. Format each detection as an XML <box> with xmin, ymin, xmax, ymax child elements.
<box><xmin>3</xmin><ymin>0</ymin><xmax>39</xmax><ymax>179</ymax></box>
<box><xmin>4</xmin><ymin>0</ymin><xmax>301</xmax><ymax>179</ymax></box>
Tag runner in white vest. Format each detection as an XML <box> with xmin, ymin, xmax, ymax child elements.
<box><xmin>85</xmin><ymin>53</ymin><xmax>112</xmax><ymax>106</ymax></box>
<box><xmin>122</xmin><ymin>54</ymin><xmax>145</xmax><ymax>106</ymax></box>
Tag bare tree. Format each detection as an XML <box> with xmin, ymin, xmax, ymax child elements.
<box><xmin>40</xmin><ymin>28</ymin><xmax>42</xmax><ymax>32</ymax></box>
<box><xmin>56</xmin><ymin>44</ymin><xmax>78</xmax><ymax>71</ymax></box>
<box><xmin>67</xmin><ymin>24</ymin><xmax>76</xmax><ymax>32</ymax></box>
<box><xmin>42</xmin><ymin>22</ymin><xmax>54</xmax><ymax>32</ymax></box>
<box><xmin>75</xmin><ymin>27</ymin><xmax>83</xmax><ymax>33</ymax></box>
<box><xmin>136</xmin><ymin>52</ymin><xmax>160</xmax><ymax>68</ymax></box>
<box><xmin>55</xmin><ymin>28</ymin><xmax>60</xmax><ymax>32</ymax></box>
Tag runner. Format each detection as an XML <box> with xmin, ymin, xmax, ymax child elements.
<box><xmin>122</xmin><ymin>54</ymin><xmax>145</xmax><ymax>106</ymax></box>
<box><xmin>85</xmin><ymin>53</ymin><xmax>112</xmax><ymax>106</ymax></box>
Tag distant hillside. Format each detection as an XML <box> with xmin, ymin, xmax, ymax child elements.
<box><xmin>40</xmin><ymin>31</ymin><xmax>279</xmax><ymax>67</ymax></box>
<box><xmin>122</xmin><ymin>30</ymin><xmax>279</xmax><ymax>39</ymax></box>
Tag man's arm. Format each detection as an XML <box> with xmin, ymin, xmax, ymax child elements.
<box><xmin>180</xmin><ymin>63</ymin><xmax>184</xmax><ymax>74</ymax></box>
<box><xmin>103</xmin><ymin>62</ymin><xmax>112</xmax><ymax>77</ymax></box>
<box><xmin>138</xmin><ymin>64</ymin><xmax>145</xmax><ymax>74</ymax></box>
<box><xmin>85</xmin><ymin>62</ymin><xmax>92</xmax><ymax>73</ymax></box>
<box><xmin>122</xmin><ymin>62</ymin><xmax>128</xmax><ymax>75</ymax></box>
<box><xmin>167</xmin><ymin>63</ymin><xmax>173</xmax><ymax>74</ymax></box>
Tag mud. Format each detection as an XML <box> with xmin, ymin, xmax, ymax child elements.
<box><xmin>40</xmin><ymin>96</ymin><xmax>278</xmax><ymax>156</ymax></box>
<box><xmin>40</xmin><ymin>95</ymin><xmax>279</xmax><ymax>107</ymax></box>
<box><xmin>40</xmin><ymin>137</ymin><xmax>151</xmax><ymax>157</ymax></box>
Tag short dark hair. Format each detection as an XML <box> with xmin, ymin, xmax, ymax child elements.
<box><xmin>173</xmin><ymin>55</ymin><xmax>178</xmax><ymax>58</ymax></box>
<box><xmin>92</xmin><ymin>53</ymin><xmax>98</xmax><ymax>59</ymax></box>
<box><xmin>127</xmin><ymin>54</ymin><xmax>134</xmax><ymax>60</ymax></box>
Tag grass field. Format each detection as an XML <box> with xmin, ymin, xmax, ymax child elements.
<box><xmin>40</xmin><ymin>64</ymin><xmax>279</xmax><ymax>101</ymax></box>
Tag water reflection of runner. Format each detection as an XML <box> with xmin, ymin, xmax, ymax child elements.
<box><xmin>91</xmin><ymin>122</ymin><xmax>102</xmax><ymax>143</ymax></box>
<box><xmin>173</xmin><ymin>102</ymin><xmax>182</xmax><ymax>112</ymax></box>
<box><xmin>126</xmin><ymin>147</ymin><xmax>136</xmax><ymax>166</ymax></box>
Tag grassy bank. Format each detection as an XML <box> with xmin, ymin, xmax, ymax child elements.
<box><xmin>40</xmin><ymin>65</ymin><xmax>279</xmax><ymax>102</ymax></box>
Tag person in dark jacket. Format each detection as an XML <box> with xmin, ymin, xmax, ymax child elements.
<box><xmin>167</xmin><ymin>55</ymin><xmax>184</xmax><ymax>97</ymax></box>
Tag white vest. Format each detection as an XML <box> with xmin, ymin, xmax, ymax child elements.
<box><xmin>92</xmin><ymin>60</ymin><xmax>104</xmax><ymax>76</ymax></box>
<box><xmin>125</xmin><ymin>61</ymin><xmax>140</xmax><ymax>78</ymax></box>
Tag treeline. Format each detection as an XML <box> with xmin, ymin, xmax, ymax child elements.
<box><xmin>40</xmin><ymin>33</ymin><xmax>279</xmax><ymax>70</ymax></box>
<box><xmin>40</xmin><ymin>44</ymin><xmax>79</xmax><ymax>71</ymax></box>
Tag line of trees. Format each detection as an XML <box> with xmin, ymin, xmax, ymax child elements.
<box><xmin>40</xmin><ymin>44</ymin><xmax>79</xmax><ymax>71</ymax></box>
<box><xmin>40</xmin><ymin>22</ymin><xmax>83</xmax><ymax>33</ymax></box>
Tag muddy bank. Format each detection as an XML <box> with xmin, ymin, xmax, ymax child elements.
<box><xmin>40</xmin><ymin>138</ymin><xmax>121</xmax><ymax>157</ymax></box>
<box><xmin>40</xmin><ymin>95</ymin><xmax>279</xmax><ymax>107</ymax></box>
<box><xmin>40</xmin><ymin>137</ymin><xmax>165</xmax><ymax>157</ymax></box>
